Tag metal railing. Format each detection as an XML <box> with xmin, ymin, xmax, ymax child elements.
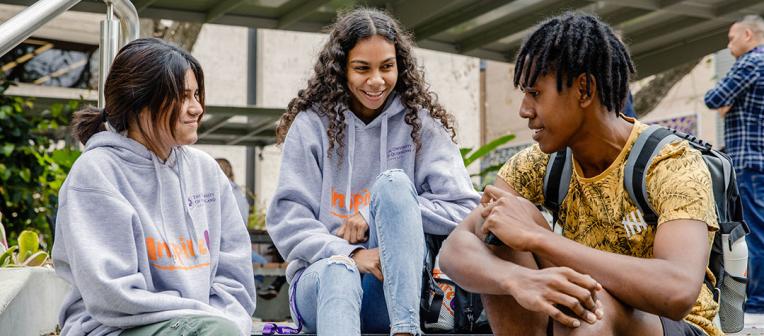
<box><xmin>0</xmin><ymin>0</ymin><xmax>140</xmax><ymax>107</ymax></box>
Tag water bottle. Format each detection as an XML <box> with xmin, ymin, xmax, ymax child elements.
<box><xmin>719</xmin><ymin>233</ymin><xmax>748</xmax><ymax>333</ymax></box>
<box><xmin>722</xmin><ymin>233</ymin><xmax>748</xmax><ymax>278</ymax></box>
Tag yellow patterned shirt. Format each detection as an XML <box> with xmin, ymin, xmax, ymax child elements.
<box><xmin>497</xmin><ymin>120</ymin><xmax>720</xmax><ymax>336</ymax></box>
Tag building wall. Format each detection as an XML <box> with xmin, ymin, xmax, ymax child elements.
<box><xmin>483</xmin><ymin>60</ymin><xmax>528</xmax><ymax>148</ymax></box>
<box><xmin>189</xmin><ymin>24</ymin><xmax>250</xmax><ymax>187</ymax></box>
<box><xmin>254</xmin><ymin>29</ymin><xmax>482</xmax><ymax>205</ymax></box>
<box><xmin>638</xmin><ymin>55</ymin><xmax>720</xmax><ymax>147</ymax></box>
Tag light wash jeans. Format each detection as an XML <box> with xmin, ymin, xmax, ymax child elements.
<box><xmin>290</xmin><ymin>169</ymin><xmax>425</xmax><ymax>335</ymax></box>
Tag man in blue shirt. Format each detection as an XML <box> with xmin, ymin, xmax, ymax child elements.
<box><xmin>705</xmin><ymin>15</ymin><xmax>764</xmax><ymax>327</ymax></box>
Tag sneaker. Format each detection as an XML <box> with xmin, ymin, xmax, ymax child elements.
<box><xmin>745</xmin><ymin>313</ymin><xmax>764</xmax><ymax>329</ymax></box>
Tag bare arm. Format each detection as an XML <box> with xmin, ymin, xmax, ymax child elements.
<box><xmin>481</xmin><ymin>186</ymin><xmax>709</xmax><ymax>320</ymax></box>
<box><xmin>440</xmin><ymin>179</ymin><xmax>604</xmax><ymax>328</ymax></box>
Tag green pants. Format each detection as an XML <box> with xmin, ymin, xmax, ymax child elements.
<box><xmin>120</xmin><ymin>315</ymin><xmax>240</xmax><ymax>336</ymax></box>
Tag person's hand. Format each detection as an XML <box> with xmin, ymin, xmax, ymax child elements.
<box><xmin>480</xmin><ymin>185</ymin><xmax>549</xmax><ymax>251</ymax></box>
<box><xmin>336</xmin><ymin>212</ymin><xmax>369</xmax><ymax>243</ymax></box>
<box><xmin>351</xmin><ymin>248</ymin><xmax>383</xmax><ymax>280</ymax></box>
<box><xmin>510</xmin><ymin>267</ymin><xmax>604</xmax><ymax>328</ymax></box>
<box><xmin>718</xmin><ymin>105</ymin><xmax>731</xmax><ymax>118</ymax></box>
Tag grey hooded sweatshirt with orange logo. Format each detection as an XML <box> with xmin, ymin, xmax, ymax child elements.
<box><xmin>266</xmin><ymin>95</ymin><xmax>480</xmax><ymax>282</ymax></box>
<box><xmin>52</xmin><ymin>131</ymin><xmax>256</xmax><ymax>336</ymax></box>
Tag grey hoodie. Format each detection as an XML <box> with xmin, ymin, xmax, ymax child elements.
<box><xmin>52</xmin><ymin>131</ymin><xmax>256</xmax><ymax>336</ymax></box>
<box><xmin>267</xmin><ymin>95</ymin><xmax>480</xmax><ymax>282</ymax></box>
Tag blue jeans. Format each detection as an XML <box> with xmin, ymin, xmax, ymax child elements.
<box><xmin>290</xmin><ymin>169</ymin><xmax>425</xmax><ymax>335</ymax></box>
<box><xmin>739</xmin><ymin>168</ymin><xmax>764</xmax><ymax>312</ymax></box>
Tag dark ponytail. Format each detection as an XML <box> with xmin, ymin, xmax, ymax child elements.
<box><xmin>72</xmin><ymin>106</ymin><xmax>107</xmax><ymax>144</ymax></box>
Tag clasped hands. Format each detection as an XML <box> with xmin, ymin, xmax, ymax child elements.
<box><xmin>479</xmin><ymin>185</ymin><xmax>605</xmax><ymax>328</ymax></box>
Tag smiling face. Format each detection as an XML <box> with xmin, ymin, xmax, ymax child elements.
<box><xmin>345</xmin><ymin>35</ymin><xmax>398</xmax><ymax>122</ymax></box>
<box><xmin>519</xmin><ymin>72</ymin><xmax>586</xmax><ymax>154</ymax></box>
<box><xmin>172</xmin><ymin>69</ymin><xmax>203</xmax><ymax>146</ymax></box>
<box><xmin>131</xmin><ymin>68</ymin><xmax>203</xmax><ymax>159</ymax></box>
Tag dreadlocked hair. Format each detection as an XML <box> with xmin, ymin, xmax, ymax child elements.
<box><xmin>275</xmin><ymin>7</ymin><xmax>456</xmax><ymax>159</ymax></box>
<box><xmin>513</xmin><ymin>11</ymin><xmax>635</xmax><ymax>114</ymax></box>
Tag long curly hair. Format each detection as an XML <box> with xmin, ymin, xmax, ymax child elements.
<box><xmin>275</xmin><ymin>7</ymin><xmax>456</xmax><ymax>158</ymax></box>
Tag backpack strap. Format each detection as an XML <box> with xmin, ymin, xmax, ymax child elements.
<box><xmin>623</xmin><ymin>125</ymin><xmax>680</xmax><ymax>225</ymax></box>
<box><xmin>543</xmin><ymin>147</ymin><xmax>573</xmax><ymax>225</ymax></box>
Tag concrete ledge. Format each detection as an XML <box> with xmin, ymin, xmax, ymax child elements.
<box><xmin>0</xmin><ymin>267</ymin><xmax>71</xmax><ymax>336</ymax></box>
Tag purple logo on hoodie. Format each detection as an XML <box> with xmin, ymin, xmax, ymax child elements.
<box><xmin>387</xmin><ymin>144</ymin><xmax>413</xmax><ymax>161</ymax></box>
<box><xmin>187</xmin><ymin>192</ymin><xmax>217</xmax><ymax>209</ymax></box>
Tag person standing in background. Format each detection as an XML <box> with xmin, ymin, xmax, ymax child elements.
<box><xmin>216</xmin><ymin>158</ymin><xmax>250</xmax><ymax>224</ymax></box>
<box><xmin>704</xmin><ymin>15</ymin><xmax>764</xmax><ymax>327</ymax></box>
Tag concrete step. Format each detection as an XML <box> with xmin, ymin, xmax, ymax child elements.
<box><xmin>0</xmin><ymin>267</ymin><xmax>71</xmax><ymax>336</ymax></box>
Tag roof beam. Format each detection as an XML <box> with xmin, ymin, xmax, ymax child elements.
<box><xmin>198</xmin><ymin>115</ymin><xmax>234</xmax><ymax>138</ymax></box>
<box><xmin>205</xmin><ymin>105</ymin><xmax>284</xmax><ymax>118</ymax></box>
<box><xmin>133</xmin><ymin>0</ymin><xmax>159</xmax><ymax>13</ymax></box>
<box><xmin>228</xmin><ymin>118</ymin><xmax>278</xmax><ymax>145</ymax></box>
<box><xmin>631</xmin><ymin>20</ymin><xmax>729</xmax><ymax>55</ymax></box>
<box><xmin>205</xmin><ymin>0</ymin><xmax>247</xmax><ymax>23</ymax></box>
<box><xmin>628</xmin><ymin>1</ymin><xmax>763</xmax><ymax>54</ymax></box>
<box><xmin>277</xmin><ymin>0</ymin><xmax>330</xmax><ymax>29</ymax></box>
<box><xmin>411</xmin><ymin>0</ymin><xmax>516</xmax><ymax>41</ymax></box>
<box><xmin>500</xmin><ymin>1</ymin><xmax>669</xmax><ymax>61</ymax></box>
<box><xmin>392</xmin><ymin>0</ymin><xmax>470</xmax><ymax>32</ymax></box>
<box><xmin>632</xmin><ymin>26</ymin><xmax>727</xmax><ymax>79</ymax></box>
<box><xmin>713</xmin><ymin>0</ymin><xmax>764</xmax><ymax>17</ymax></box>
<box><xmin>456</xmin><ymin>0</ymin><xmax>590</xmax><ymax>53</ymax></box>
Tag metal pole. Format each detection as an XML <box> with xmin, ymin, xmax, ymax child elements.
<box><xmin>108</xmin><ymin>0</ymin><xmax>139</xmax><ymax>47</ymax></box>
<box><xmin>98</xmin><ymin>0</ymin><xmax>139</xmax><ymax>108</ymax></box>
<box><xmin>98</xmin><ymin>3</ymin><xmax>119</xmax><ymax>108</ymax></box>
<box><xmin>0</xmin><ymin>0</ymin><xmax>81</xmax><ymax>57</ymax></box>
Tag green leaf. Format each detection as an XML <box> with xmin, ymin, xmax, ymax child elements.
<box><xmin>19</xmin><ymin>168</ymin><xmax>31</xmax><ymax>182</ymax></box>
<box><xmin>459</xmin><ymin>147</ymin><xmax>473</xmax><ymax>160</ymax></box>
<box><xmin>0</xmin><ymin>166</ymin><xmax>11</xmax><ymax>182</ymax></box>
<box><xmin>0</xmin><ymin>246</ymin><xmax>17</xmax><ymax>267</ymax></box>
<box><xmin>463</xmin><ymin>134</ymin><xmax>516</xmax><ymax>167</ymax></box>
<box><xmin>0</xmin><ymin>220</ymin><xmax>6</xmax><ymax>250</ymax></box>
<box><xmin>22</xmin><ymin>251</ymin><xmax>48</xmax><ymax>266</ymax></box>
<box><xmin>1</xmin><ymin>143</ymin><xmax>13</xmax><ymax>156</ymax></box>
<box><xmin>17</xmin><ymin>230</ymin><xmax>39</xmax><ymax>261</ymax></box>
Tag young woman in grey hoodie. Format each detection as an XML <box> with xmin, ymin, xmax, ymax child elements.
<box><xmin>52</xmin><ymin>38</ymin><xmax>256</xmax><ymax>336</ymax></box>
<box><xmin>266</xmin><ymin>8</ymin><xmax>480</xmax><ymax>336</ymax></box>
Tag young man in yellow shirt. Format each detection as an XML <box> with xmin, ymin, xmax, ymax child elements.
<box><xmin>440</xmin><ymin>12</ymin><xmax>720</xmax><ymax>336</ymax></box>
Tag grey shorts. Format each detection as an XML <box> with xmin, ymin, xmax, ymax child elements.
<box><xmin>659</xmin><ymin>317</ymin><xmax>706</xmax><ymax>336</ymax></box>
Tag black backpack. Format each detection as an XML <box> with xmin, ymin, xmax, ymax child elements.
<box><xmin>420</xmin><ymin>234</ymin><xmax>492</xmax><ymax>334</ymax></box>
<box><xmin>543</xmin><ymin>125</ymin><xmax>750</xmax><ymax>333</ymax></box>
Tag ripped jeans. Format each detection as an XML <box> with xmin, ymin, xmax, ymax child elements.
<box><xmin>291</xmin><ymin>169</ymin><xmax>425</xmax><ymax>335</ymax></box>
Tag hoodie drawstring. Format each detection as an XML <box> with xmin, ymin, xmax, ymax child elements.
<box><xmin>345</xmin><ymin>116</ymin><xmax>356</xmax><ymax>213</ymax></box>
<box><xmin>380</xmin><ymin>115</ymin><xmax>388</xmax><ymax>173</ymax></box>
<box><xmin>175</xmin><ymin>150</ymin><xmax>201</xmax><ymax>252</ymax></box>
<box><xmin>152</xmin><ymin>155</ymin><xmax>176</xmax><ymax>264</ymax></box>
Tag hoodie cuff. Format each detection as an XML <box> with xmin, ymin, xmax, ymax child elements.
<box><xmin>330</xmin><ymin>240</ymin><xmax>365</xmax><ymax>259</ymax></box>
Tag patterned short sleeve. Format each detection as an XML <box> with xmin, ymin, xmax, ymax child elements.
<box><xmin>497</xmin><ymin>144</ymin><xmax>549</xmax><ymax>205</ymax></box>
<box><xmin>645</xmin><ymin>141</ymin><xmax>719</xmax><ymax>230</ymax></box>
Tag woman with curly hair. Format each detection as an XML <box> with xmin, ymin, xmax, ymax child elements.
<box><xmin>266</xmin><ymin>7</ymin><xmax>479</xmax><ymax>336</ymax></box>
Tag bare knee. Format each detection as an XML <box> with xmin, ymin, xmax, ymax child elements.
<box><xmin>483</xmin><ymin>294</ymin><xmax>547</xmax><ymax>336</ymax></box>
<box><xmin>552</xmin><ymin>288</ymin><xmax>662</xmax><ymax>336</ymax></box>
